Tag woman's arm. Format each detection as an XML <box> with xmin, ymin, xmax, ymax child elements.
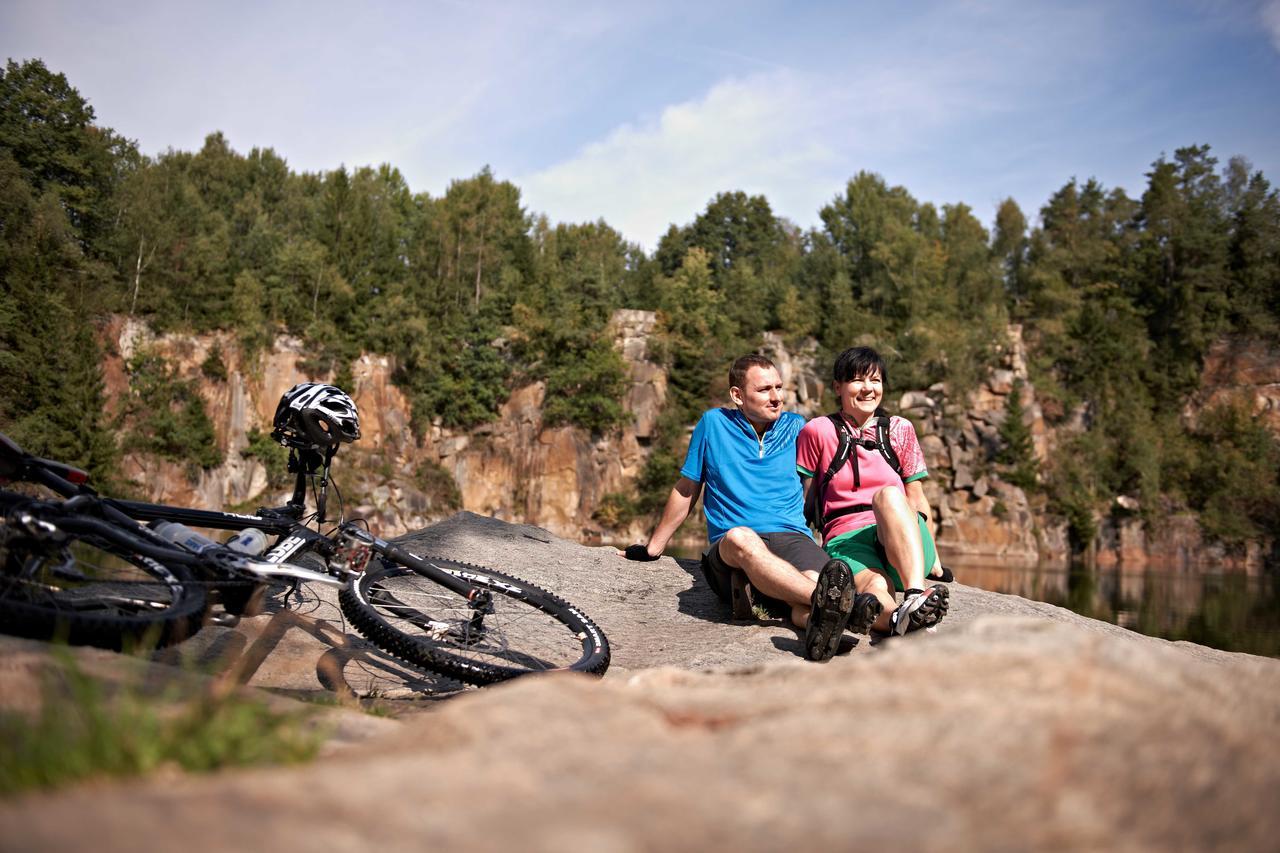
<box><xmin>904</xmin><ymin>478</ymin><xmax>931</xmax><ymax>522</ymax></box>
<box><xmin>904</xmin><ymin>478</ymin><xmax>945</xmax><ymax>575</ymax></box>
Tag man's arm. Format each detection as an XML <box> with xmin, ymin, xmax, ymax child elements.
<box><xmin>623</xmin><ymin>476</ymin><xmax>702</xmax><ymax>560</ymax></box>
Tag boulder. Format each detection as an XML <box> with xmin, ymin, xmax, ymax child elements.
<box><xmin>1</xmin><ymin>513</ymin><xmax>1276</xmax><ymax>852</ymax></box>
<box><xmin>898</xmin><ymin>390</ymin><xmax>936</xmax><ymax>412</ymax></box>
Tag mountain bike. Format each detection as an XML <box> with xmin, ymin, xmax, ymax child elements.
<box><xmin>0</xmin><ymin>431</ymin><xmax>610</xmax><ymax>685</ymax></box>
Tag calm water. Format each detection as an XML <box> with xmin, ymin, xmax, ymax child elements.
<box><xmin>958</xmin><ymin>560</ymin><xmax>1280</xmax><ymax>658</ymax></box>
<box><xmin>655</xmin><ymin>540</ymin><xmax>1279</xmax><ymax>657</ymax></box>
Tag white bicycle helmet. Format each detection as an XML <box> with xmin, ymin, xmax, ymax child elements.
<box><xmin>271</xmin><ymin>383</ymin><xmax>361</xmax><ymax>450</ymax></box>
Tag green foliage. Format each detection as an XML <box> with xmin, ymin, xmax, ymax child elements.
<box><xmin>814</xmin><ymin>172</ymin><xmax>1007</xmax><ymax>401</ymax></box>
<box><xmin>594</xmin><ymin>491</ymin><xmax>639</xmax><ymax>527</ymax></box>
<box><xmin>509</xmin><ymin>220</ymin><xmax>637</xmax><ymax>433</ymax></box>
<box><xmin>997</xmin><ymin>380</ymin><xmax>1037</xmax><ymax>490</ymax></box>
<box><xmin>654</xmin><ymin>248</ymin><xmax>738</xmax><ymax>420</ymax></box>
<box><xmin>655</xmin><ymin>191</ymin><xmax>801</xmax><ymax>340</ymax></box>
<box><xmin>993</xmin><ymin>197</ymin><xmax>1029</xmax><ymax>312</ymax></box>
<box><xmin>542</xmin><ymin>332</ymin><xmax>629</xmax><ymax>433</ymax></box>
<box><xmin>3</xmin><ymin>58</ymin><xmax>1280</xmax><ymax>554</ymax></box>
<box><xmin>395</xmin><ymin>317</ymin><xmax>513</xmax><ymax>431</ymax></box>
<box><xmin>119</xmin><ymin>351</ymin><xmax>222</xmax><ymax>471</ymax></box>
<box><xmin>0</xmin><ymin>150</ymin><xmax>119</xmax><ymax>486</ymax></box>
<box><xmin>413</xmin><ymin>460</ymin><xmax>461</xmax><ymax>511</ymax></box>
<box><xmin>1177</xmin><ymin>401</ymin><xmax>1280</xmax><ymax>544</ymax></box>
<box><xmin>0</xmin><ymin>59</ymin><xmax>133</xmax><ymax>243</ymax></box>
<box><xmin>633</xmin><ymin>436</ymin><xmax>686</xmax><ymax>517</ymax></box>
<box><xmin>200</xmin><ymin>342</ymin><xmax>229</xmax><ymax>381</ymax></box>
<box><xmin>0</xmin><ymin>651</ymin><xmax>321</xmax><ymax>794</ymax></box>
<box><xmin>241</xmin><ymin>428</ymin><xmax>290</xmax><ymax>488</ymax></box>
<box><xmin>1133</xmin><ymin>145</ymin><xmax>1232</xmax><ymax>407</ymax></box>
<box><xmin>1046</xmin><ymin>433</ymin><xmax>1102</xmax><ymax>549</ymax></box>
<box><xmin>1223</xmin><ymin>156</ymin><xmax>1280</xmax><ymax>336</ymax></box>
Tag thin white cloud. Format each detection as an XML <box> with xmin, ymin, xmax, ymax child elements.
<box><xmin>515</xmin><ymin>53</ymin><xmax>1017</xmax><ymax>249</ymax></box>
<box><xmin>4</xmin><ymin>0</ymin><xmax>1276</xmax><ymax>246</ymax></box>
<box><xmin>1264</xmin><ymin>0</ymin><xmax>1280</xmax><ymax>52</ymax></box>
<box><xmin>516</xmin><ymin>70</ymin><xmax>840</xmax><ymax>249</ymax></box>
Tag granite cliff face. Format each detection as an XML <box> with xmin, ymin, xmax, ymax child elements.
<box><xmin>102</xmin><ymin>312</ymin><xmax>670</xmax><ymax>543</ymax></box>
<box><xmin>101</xmin><ymin>315</ymin><xmax>1271</xmax><ymax>570</ymax></box>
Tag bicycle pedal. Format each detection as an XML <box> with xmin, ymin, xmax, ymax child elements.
<box><xmin>208</xmin><ymin>611</ymin><xmax>241</xmax><ymax>628</ymax></box>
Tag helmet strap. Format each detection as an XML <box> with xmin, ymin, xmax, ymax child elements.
<box><xmin>285</xmin><ymin>446</ymin><xmax>333</xmax><ymax>518</ymax></box>
<box><xmin>314</xmin><ymin>445</ymin><xmax>339</xmax><ymax>524</ymax></box>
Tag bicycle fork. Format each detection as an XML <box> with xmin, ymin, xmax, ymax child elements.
<box><xmin>359</xmin><ymin>531</ymin><xmax>498</xmax><ymax>641</ymax></box>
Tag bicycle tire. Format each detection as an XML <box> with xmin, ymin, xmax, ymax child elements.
<box><xmin>340</xmin><ymin>555</ymin><xmax>610</xmax><ymax>685</ymax></box>
<box><xmin>0</xmin><ymin>520</ymin><xmax>207</xmax><ymax>651</ymax></box>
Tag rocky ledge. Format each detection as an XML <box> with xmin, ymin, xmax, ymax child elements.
<box><xmin>1</xmin><ymin>512</ymin><xmax>1277</xmax><ymax>851</ymax></box>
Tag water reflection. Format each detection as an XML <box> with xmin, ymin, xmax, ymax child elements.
<box><xmin>959</xmin><ymin>559</ymin><xmax>1280</xmax><ymax>657</ymax></box>
<box><xmin>630</xmin><ymin>539</ymin><xmax>1280</xmax><ymax>657</ymax></box>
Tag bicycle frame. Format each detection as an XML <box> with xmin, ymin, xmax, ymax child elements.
<box><xmin>2</xmin><ymin>433</ymin><xmax>487</xmax><ymax>607</ymax></box>
<box><xmin>3</xmin><ymin>430</ymin><xmax>608</xmax><ymax>680</ymax></box>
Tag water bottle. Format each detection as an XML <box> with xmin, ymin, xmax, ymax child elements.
<box><xmin>224</xmin><ymin>528</ymin><xmax>268</xmax><ymax>556</ymax></box>
<box><xmin>150</xmin><ymin>520</ymin><xmax>222</xmax><ymax>554</ymax></box>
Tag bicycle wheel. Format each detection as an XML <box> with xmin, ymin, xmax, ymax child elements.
<box><xmin>0</xmin><ymin>522</ymin><xmax>207</xmax><ymax>651</ymax></box>
<box><xmin>340</xmin><ymin>556</ymin><xmax>610</xmax><ymax>685</ymax></box>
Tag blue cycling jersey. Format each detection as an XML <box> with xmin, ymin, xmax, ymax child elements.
<box><xmin>680</xmin><ymin>408</ymin><xmax>810</xmax><ymax>543</ymax></box>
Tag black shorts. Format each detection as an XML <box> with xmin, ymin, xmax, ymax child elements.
<box><xmin>700</xmin><ymin>531</ymin><xmax>829</xmax><ymax>617</ymax></box>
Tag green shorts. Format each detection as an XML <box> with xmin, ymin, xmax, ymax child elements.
<box><xmin>825</xmin><ymin>516</ymin><xmax>938</xmax><ymax>593</ymax></box>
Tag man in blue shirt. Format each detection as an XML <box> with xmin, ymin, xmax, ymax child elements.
<box><xmin>623</xmin><ymin>354</ymin><xmax>881</xmax><ymax>661</ymax></box>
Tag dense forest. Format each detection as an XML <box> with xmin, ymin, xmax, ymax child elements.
<box><xmin>2</xmin><ymin>59</ymin><xmax>1278</xmax><ymax>551</ymax></box>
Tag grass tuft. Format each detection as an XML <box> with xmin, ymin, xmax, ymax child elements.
<box><xmin>0</xmin><ymin>649</ymin><xmax>324</xmax><ymax>795</ymax></box>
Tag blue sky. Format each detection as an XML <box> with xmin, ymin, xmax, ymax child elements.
<box><xmin>3</xmin><ymin>0</ymin><xmax>1278</xmax><ymax>249</ymax></box>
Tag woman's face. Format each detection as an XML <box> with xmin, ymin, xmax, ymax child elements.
<box><xmin>834</xmin><ymin>370</ymin><xmax>883</xmax><ymax>421</ymax></box>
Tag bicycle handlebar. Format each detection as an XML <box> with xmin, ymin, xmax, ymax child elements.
<box><xmin>5</xmin><ymin>498</ymin><xmax>341</xmax><ymax>587</ymax></box>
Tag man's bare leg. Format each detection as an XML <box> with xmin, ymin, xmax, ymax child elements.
<box><xmin>716</xmin><ymin>526</ymin><xmax>818</xmax><ymax>627</ymax></box>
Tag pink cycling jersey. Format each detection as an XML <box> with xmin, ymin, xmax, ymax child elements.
<box><xmin>796</xmin><ymin>414</ymin><xmax>928</xmax><ymax>544</ymax></box>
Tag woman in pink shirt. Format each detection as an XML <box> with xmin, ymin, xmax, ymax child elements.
<box><xmin>796</xmin><ymin>346</ymin><xmax>949</xmax><ymax>635</ymax></box>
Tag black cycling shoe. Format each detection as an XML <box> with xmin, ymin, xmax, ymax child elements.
<box><xmin>804</xmin><ymin>559</ymin><xmax>855</xmax><ymax>661</ymax></box>
<box><xmin>847</xmin><ymin>592</ymin><xmax>882</xmax><ymax>635</ymax></box>
<box><xmin>889</xmin><ymin>585</ymin><xmax>950</xmax><ymax>635</ymax></box>
<box><xmin>729</xmin><ymin>569</ymin><xmax>755</xmax><ymax>620</ymax></box>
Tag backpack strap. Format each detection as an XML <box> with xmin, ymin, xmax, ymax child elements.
<box><xmin>873</xmin><ymin>415</ymin><xmax>901</xmax><ymax>474</ymax></box>
<box><xmin>806</xmin><ymin>414</ymin><xmax>906</xmax><ymax>531</ymax></box>
<box><xmin>803</xmin><ymin>413</ymin><xmax>853</xmax><ymax>530</ymax></box>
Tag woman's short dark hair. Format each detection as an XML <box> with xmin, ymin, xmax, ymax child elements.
<box><xmin>729</xmin><ymin>354</ymin><xmax>777</xmax><ymax>390</ymax></box>
<box><xmin>832</xmin><ymin>346</ymin><xmax>887</xmax><ymax>388</ymax></box>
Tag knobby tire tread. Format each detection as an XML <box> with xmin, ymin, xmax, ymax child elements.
<box><xmin>339</xmin><ymin>555</ymin><xmax>610</xmax><ymax>685</ymax></box>
<box><xmin>0</xmin><ymin>525</ymin><xmax>207</xmax><ymax>651</ymax></box>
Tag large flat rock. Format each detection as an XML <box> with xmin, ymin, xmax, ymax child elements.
<box><xmin>1</xmin><ymin>512</ymin><xmax>1276</xmax><ymax>850</ymax></box>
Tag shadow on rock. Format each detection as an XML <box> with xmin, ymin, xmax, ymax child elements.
<box><xmin>672</xmin><ymin>556</ymin><xmax>738</xmax><ymax>625</ymax></box>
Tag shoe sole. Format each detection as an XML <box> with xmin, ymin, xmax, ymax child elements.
<box><xmin>916</xmin><ymin>585</ymin><xmax>949</xmax><ymax>629</ymax></box>
<box><xmin>804</xmin><ymin>560</ymin><xmax>855</xmax><ymax>661</ymax></box>
<box><xmin>848</xmin><ymin>592</ymin><xmax>882</xmax><ymax>635</ymax></box>
<box><xmin>894</xmin><ymin>585</ymin><xmax>950</xmax><ymax>635</ymax></box>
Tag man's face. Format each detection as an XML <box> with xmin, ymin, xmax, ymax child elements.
<box><xmin>732</xmin><ymin>366</ymin><xmax>785</xmax><ymax>427</ymax></box>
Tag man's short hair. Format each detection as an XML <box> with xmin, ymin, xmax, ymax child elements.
<box><xmin>729</xmin><ymin>354</ymin><xmax>777</xmax><ymax>390</ymax></box>
<box><xmin>832</xmin><ymin>346</ymin><xmax>888</xmax><ymax>388</ymax></box>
